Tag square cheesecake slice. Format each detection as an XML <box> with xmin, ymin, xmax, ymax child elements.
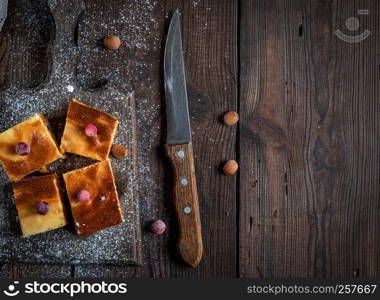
<box><xmin>13</xmin><ymin>174</ymin><xmax>68</xmax><ymax>237</ymax></box>
<box><xmin>0</xmin><ymin>114</ymin><xmax>63</xmax><ymax>181</ymax></box>
<box><xmin>60</xmin><ymin>99</ymin><xmax>118</xmax><ymax>161</ymax></box>
<box><xmin>63</xmin><ymin>160</ymin><xmax>124</xmax><ymax>236</ymax></box>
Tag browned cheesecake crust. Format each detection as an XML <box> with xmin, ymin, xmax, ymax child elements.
<box><xmin>13</xmin><ymin>174</ymin><xmax>68</xmax><ymax>237</ymax></box>
<box><xmin>60</xmin><ymin>99</ymin><xmax>118</xmax><ymax>161</ymax></box>
<box><xmin>0</xmin><ymin>114</ymin><xmax>63</xmax><ymax>181</ymax></box>
<box><xmin>63</xmin><ymin>160</ymin><xmax>124</xmax><ymax>236</ymax></box>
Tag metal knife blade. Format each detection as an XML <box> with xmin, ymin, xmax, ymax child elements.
<box><xmin>164</xmin><ymin>10</ymin><xmax>192</xmax><ymax>145</ymax></box>
<box><xmin>0</xmin><ymin>0</ymin><xmax>7</xmax><ymax>32</ymax></box>
<box><xmin>164</xmin><ymin>11</ymin><xmax>203</xmax><ymax>268</ymax></box>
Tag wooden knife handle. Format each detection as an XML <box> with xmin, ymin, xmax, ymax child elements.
<box><xmin>165</xmin><ymin>142</ymin><xmax>203</xmax><ymax>267</ymax></box>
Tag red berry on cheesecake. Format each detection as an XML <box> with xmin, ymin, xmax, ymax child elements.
<box><xmin>77</xmin><ymin>190</ymin><xmax>91</xmax><ymax>203</ymax></box>
<box><xmin>15</xmin><ymin>142</ymin><xmax>30</xmax><ymax>156</ymax></box>
<box><xmin>84</xmin><ymin>124</ymin><xmax>98</xmax><ymax>137</ymax></box>
<box><xmin>36</xmin><ymin>201</ymin><xmax>50</xmax><ymax>215</ymax></box>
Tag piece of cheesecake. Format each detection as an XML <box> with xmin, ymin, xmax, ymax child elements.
<box><xmin>62</xmin><ymin>160</ymin><xmax>124</xmax><ymax>236</ymax></box>
<box><xmin>13</xmin><ymin>174</ymin><xmax>68</xmax><ymax>237</ymax></box>
<box><xmin>60</xmin><ymin>99</ymin><xmax>118</xmax><ymax>161</ymax></box>
<box><xmin>0</xmin><ymin>114</ymin><xmax>63</xmax><ymax>181</ymax></box>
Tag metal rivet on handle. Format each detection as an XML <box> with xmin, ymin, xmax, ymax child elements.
<box><xmin>180</xmin><ymin>178</ymin><xmax>188</xmax><ymax>186</ymax></box>
<box><xmin>184</xmin><ymin>207</ymin><xmax>191</xmax><ymax>214</ymax></box>
<box><xmin>177</xmin><ymin>150</ymin><xmax>185</xmax><ymax>159</ymax></box>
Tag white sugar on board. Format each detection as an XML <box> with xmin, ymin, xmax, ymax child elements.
<box><xmin>0</xmin><ymin>0</ymin><xmax>161</xmax><ymax>264</ymax></box>
<box><xmin>192</xmin><ymin>0</ymin><xmax>202</xmax><ymax>7</ymax></box>
<box><xmin>76</xmin><ymin>0</ymin><xmax>159</xmax><ymax>94</ymax></box>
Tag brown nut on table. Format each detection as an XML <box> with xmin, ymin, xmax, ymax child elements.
<box><xmin>223</xmin><ymin>111</ymin><xmax>239</xmax><ymax>126</ymax></box>
<box><xmin>223</xmin><ymin>160</ymin><xmax>239</xmax><ymax>175</ymax></box>
<box><xmin>111</xmin><ymin>144</ymin><xmax>128</xmax><ymax>158</ymax></box>
<box><xmin>104</xmin><ymin>36</ymin><xmax>121</xmax><ymax>50</ymax></box>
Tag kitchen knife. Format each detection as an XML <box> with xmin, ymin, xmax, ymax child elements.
<box><xmin>0</xmin><ymin>0</ymin><xmax>7</xmax><ymax>32</ymax></box>
<box><xmin>164</xmin><ymin>10</ymin><xmax>203</xmax><ymax>268</ymax></box>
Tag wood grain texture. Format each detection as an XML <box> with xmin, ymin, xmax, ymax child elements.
<box><xmin>166</xmin><ymin>143</ymin><xmax>203</xmax><ymax>268</ymax></box>
<box><xmin>75</xmin><ymin>0</ymin><xmax>238</xmax><ymax>278</ymax></box>
<box><xmin>3</xmin><ymin>0</ymin><xmax>378</xmax><ymax>279</ymax></box>
<box><xmin>0</xmin><ymin>0</ymin><xmax>237</xmax><ymax>278</ymax></box>
<box><xmin>239</xmin><ymin>0</ymin><xmax>379</xmax><ymax>278</ymax></box>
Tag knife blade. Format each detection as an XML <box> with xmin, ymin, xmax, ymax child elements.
<box><xmin>0</xmin><ymin>0</ymin><xmax>8</xmax><ymax>32</ymax></box>
<box><xmin>164</xmin><ymin>10</ymin><xmax>203</xmax><ymax>268</ymax></box>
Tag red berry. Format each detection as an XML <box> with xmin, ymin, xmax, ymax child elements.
<box><xmin>15</xmin><ymin>142</ymin><xmax>30</xmax><ymax>156</ymax></box>
<box><xmin>84</xmin><ymin>124</ymin><xmax>97</xmax><ymax>137</ymax></box>
<box><xmin>151</xmin><ymin>220</ymin><xmax>166</xmax><ymax>235</ymax></box>
<box><xmin>36</xmin><ymin>201</ymin><xmax>50</xmax><ymax>215</ymax></box>
<box><xmin>77</xmin><ymin>190</ymin><xmax>91</xmax><ymax>203</ymax></box>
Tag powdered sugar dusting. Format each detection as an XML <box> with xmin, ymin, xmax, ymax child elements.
<box><xmin>66</xmin><ymin>85</ymin><xmax>74</xmax><ymax>93</ymax></box>
<box><xmin>0</xmin><ymin>0</ymin><xmax>160</xmax><ymax>265</ymax></box>
<box><xmin>76</xmin><ymin>0</ymin><xmax>159</xmax><ymax>94</ymax></box>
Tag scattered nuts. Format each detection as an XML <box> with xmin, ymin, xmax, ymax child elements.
<box><xmin>150</xmin><ymin>219</ymin><xmax>166</xmax><ymax>235</ymax></box>
<box><xmin>223</xmin><ymin>160</ymin><xmax>239</xmax><ymax>175</ymax></box>
<box><xmin>104</xmin><ymin>36</ymin><xmax>121</xmax><ymax>50</ymax></box>
<box><xmin>111</xmin><ymin>144</ymin><xmax>128</xmax><ymax>159</ymax></box>
<box><xmin>223</xmin><ymin>111</ymin><xmax>239</xmax><ymax>126</ymax></box>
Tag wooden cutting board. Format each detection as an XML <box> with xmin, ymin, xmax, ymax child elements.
<box><xmin>0</xmin><ymin>0</ymin><xmax>142</xmax><ymax>265</ymax></box>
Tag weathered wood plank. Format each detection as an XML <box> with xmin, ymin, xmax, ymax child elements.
<box><xmin>3</xmin><ymin>0</ymin><xmax>380</xmax><ymax>279</ymax></box>
<box><xmin>326</xmin><ymin>0</ymin><xmax>380</xmax><ymax>278</ymax></box>
<box><xmin>175</xmin><ymin>0</ymin><xmax>238</xmax><ymax>277</ymax></box>
<box><xmin>239</xmin><ymin>0</ymin><xmax>379</xmax><ymax>278</ymax></box>
<box><xmin>75</xmin><ymin>0</ymin><xmax>238</xmax><ymax>278</ymax></box>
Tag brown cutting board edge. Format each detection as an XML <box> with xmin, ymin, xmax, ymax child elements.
<box><xmin>0</xmin><ymin>0</ymin><xmax>142</xmax><ymax>265</ymax></box>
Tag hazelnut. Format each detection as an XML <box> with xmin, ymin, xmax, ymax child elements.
<box><xmin>223</xmin><ymin>111</ymin><xmax>239</xmax><ymax>126</ymax></box>
<box><xmin>223</xmin><ymin>160</ymin><xmax>239</xmax><ymax>175</ymax></box>
<box><xmin>104</xmin><ymin>36</ymin><xmax>121</xmax><ymax>50</ymax></box>
<box><xmin>111</xmin><ymin>144</ymin><xmax>128</xmax><ymax>159</ymax></box>
<box><xmin>151</xmin><ymin>220</ymin><xmax>166</xmax><ymax>235</ymax></box>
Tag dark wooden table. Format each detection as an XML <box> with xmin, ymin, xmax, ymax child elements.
<box><xmin>0</xmin><ymin>0</ymin><xmax>379</xmax><ymax>278</ymax></box>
